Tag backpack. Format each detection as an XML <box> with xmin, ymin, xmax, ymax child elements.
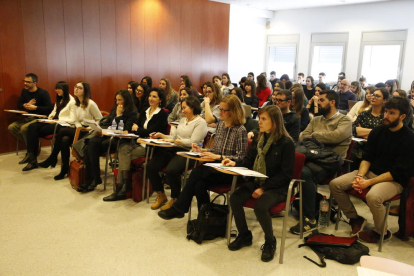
<box><xmin>186</xmin><ymin>195</ymin><xmax>228</xmax><ymax>244</ymax></box>
<box><xmin>299</xmin><ymin>233</ymin><xmax>370</xmax><ymax>267</ymax></box>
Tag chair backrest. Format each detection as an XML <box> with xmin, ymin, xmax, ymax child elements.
<box><xmin>292</xmin><ymin>152</ymin><xmax>306</xmax><ymax>180</ymax></box>
<box><xmin>100</xmin><ymin>110</ymin><xmax>110</xmax><ymax>116</ymax></box>
<box><xmin>345</xmin><ymin>140</ymin><xmax>355</xmax><ymax>160</ymax></box>
<box><xmin>247</xmin><ymin>139</ymin><xmax>252</xmax><ymax>152</ymax></box>
<box><xmin>165</xmin><ymin>124</ymin><xmax>171</xmax><ymax>135</ymax></box>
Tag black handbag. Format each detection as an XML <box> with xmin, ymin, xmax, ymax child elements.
<box><xmin>187</xmin><ymin>194</ymin><xmax>228</xmax><ymax>244</ymax></box>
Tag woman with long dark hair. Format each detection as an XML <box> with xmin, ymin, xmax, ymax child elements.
<box><xmin>350</xmin><ymin>81</ymin><xmax>365</xmax><ymax>101</ymax></box>
<box><xmin>256</xmin><ymin>75</ymin><xmax>271</xmax><ymax>107</ymax></box>
<box><xmin>222</xmin><ymin>73</ymin><xmax>234</xmax><ymax>95</ymax></box>
<box><xmin>134</xmin><ymin>83</ymin><xmax>150</xmax><ymax>115</ymax></box>
<box><xmin>168</xmin><ymin>87</ymin><xmax>193</xmax><ymax>123</ymax></box>
<box><xmin>202</xmin><ymin>82</ymin><xmax>222</xmax><ymax>133</ymax></box>
<box><xmin>79</xmin><ymin>90</ymin><xmax>138</xmax><ymax>192</ymax></box>
<box><xmin>244</xmin><ymin>80</ymin><xmax>259</xmax><ymax>108</ymax></box>
<box><xmin>226</xmin><ymin>105</ymin><xmax>295</xmax><ymax>262</ymax></box>
<box><xmin>38</xmin><ymin>81</ymin><xmax>102</xmax><ymax>180</ymax></box>
<box><xmin>303</xmin><ymin>76</ymin><xmax>315</xmax><ymax>100</ymax></box>
<box><xmin>22</xmin><ymin>81</ymin><xmax>75</xmax><ymax>171</ymax></box>
<box><xmin>291</xmin><ymin>87</ymin><xmax>310</xmax><ymax>131</ymax></box>
<box><xmin>141</xmin><ymin>76</ymin><xmax>153</xmax><ymax>88</ymax></box>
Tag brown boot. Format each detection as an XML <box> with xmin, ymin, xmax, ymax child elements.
<box><xmin>160</xmin><ymin>198</ymin><xmax>177</xmax><ymax>211</ymax></box>
<box><xmin>151</xmin><ymin>192</ymin><xmax>167</xmax><ymax>210</ymax></box>
<box><xmin>389</xmin><ymin>205</ymin><xmax>400</xmax><ymax>216</ymax></box>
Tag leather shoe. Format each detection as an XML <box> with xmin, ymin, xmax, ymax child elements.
<box><xmin>228</xmin><ymin>231</ymin><xmax>253</xmax><ymax>251</ymax></box>
<box><xmin>19</xmin><ymin>153</ymin><xmax>30</xmax><ymax>164</ymax></box>
<box><xmin>158</xmin><ymin>206</ymin><xmax>184</xmax><ymax>220</ymax></box>
<box><xmin>22</xmin><ymin>162</ymin><xmax>38</xmax><ymax>171</ymax></box>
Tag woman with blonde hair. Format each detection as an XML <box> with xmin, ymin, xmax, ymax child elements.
<box><xmin>202</xmin><ymin>82</ymin><xmax>222</xmax><ymax>133</ymax></box>
<box><xmin>348</xmin><ymin>86</ymin><xmax>374</xmax><ymax>121</ymax></box>
<box><xmin>159</xmin><ymin>78</ymin><xmax>178</xmax><ymax>112</ymax></box>
<box><xmin>226</xmin><ymin>105</ymin><xmax>295</xmax><ymax>262</ymax></box>
<box><xmin>350</xmin><ymin>81</ymin><xmax>365</xmax><ymax>101</ymax></box>
<box><xmin>158</xmin><ymin>94</ymin><xmax>248</xmax><ymax>219</ymax></box>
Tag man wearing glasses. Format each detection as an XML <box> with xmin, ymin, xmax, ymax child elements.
<box><xmin>8</xmin><ymin>73</ymin><xmax>52</xmax><ymax>163</ymax></box>
<box><xmin>275</xmin><ymin>90</ymin><xmax>300</xmax><ymax>141</ymax></box>
<box><xmin>337</xmin><ymin>79</ymin><xmax>356</xmax><ymax>112</ymax></box>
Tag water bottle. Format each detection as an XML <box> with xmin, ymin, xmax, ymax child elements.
<box><xmin>318</xmin><ymin>195</ymin><xmax>329</xmax><ymax>228</ymax></box>
<box><xmin>110</xmin><ymin>120</ymin><xmax>117</xmax><ymax>130</ymax></box>
<box><xmin>118</xmin><ymin>120</ymin><xmax>124</xmax><ymax>133</ymax></box>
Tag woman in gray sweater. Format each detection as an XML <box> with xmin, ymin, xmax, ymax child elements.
<box><xmin>146</xmin><ymin>96</ymin><xmax>208</xmax><ymax>210</ymax></box>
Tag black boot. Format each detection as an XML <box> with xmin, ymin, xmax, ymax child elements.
<box><xmin>228</xmin><ymin>231</ymin><xmax>253</xmax><ymax>251</ymax></box>
<box><xmin>54</xmin><ymin>165</ymin><xmax>69</xmax><ymax>180</ymax></box>
<box><xmin>22</xmin><ymin>153</ymin><xmax>38</xmax><ymax>171</ymax></box>
<box><xmin>38</xmin><ymin>155</ymin><xmax>58</xmax><ymax>168</ymax></box>
<box><xmin>87</xmin><ymin>177</ymin><xmax>103</xmax><ymax>191</ymax></box>
<box><xmin>103</xmin><ymin>171</ymin><xmax>128</xmax><ymax>201</ymax></box>
<box><xmin>19</xmin><ymin>153</ymin><xmax>30</xmax><ymax>164</ymax></box>
<box><xmin>261</xmin><ymin>236</ymin><xmax>277</xmax><ymax>262</ymax></box>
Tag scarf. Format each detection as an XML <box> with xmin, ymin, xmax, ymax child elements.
<box><xmin>253</xmin><ymin>133</ymin><xmax>274</xmax><ymax>180</ymax></box>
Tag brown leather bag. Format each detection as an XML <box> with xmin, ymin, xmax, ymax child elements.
<box><xmin>69</xmin><ymin>159</ymin><xmax>85</xmax><ymax>191</ymax></box>
<box><xmin>132</xmin><ymin>169</ymin><xmax>153</xmax><ymax>202</ymax></box>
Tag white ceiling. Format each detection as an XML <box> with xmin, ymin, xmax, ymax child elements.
<box><xmin>211</xmin><ymin>0</ymin><xmax>395</xmax><ymax>11</ymax></box>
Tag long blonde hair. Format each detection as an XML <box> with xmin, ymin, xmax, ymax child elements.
<box><xmin>161</xmin><ymin>78</ymin><xmax>176</xmax><ymax>101</ymax></box>
<box><xmin>221</xmin><ymin>95</ymin><xmax>246</xmax><ymax>126</ymax></box>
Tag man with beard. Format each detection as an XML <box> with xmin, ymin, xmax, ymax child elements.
<box><xmin>8</xmin><ymin>73</ymin><xmax>52</xmax><ymax>163</ymax></box>
<box><xmin>275</xmin><ymin>90</ymin><xmax>300</xmax><ymax>141</ymax></box>
<box><xmin>290</xmin><ymin>91</ymin><xmax>352</xmax><ymax>234</ymax></box>
<box><xmin>329</xmin><ymin>96</ymin><xmax>414</xmax><ymax>243</ymax></box>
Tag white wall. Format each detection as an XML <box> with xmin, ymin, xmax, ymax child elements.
<box><xmin>267</xmin><ymin>0</ymin><xmax>414</xmax><ymax>90</ymax></box>
<box><xmin>228</xmin><ymin>5</ymin><xmax>269</xmax><ymax>84</ymax></box>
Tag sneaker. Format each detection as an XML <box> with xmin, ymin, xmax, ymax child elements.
<box><xmin>349</xmin><ymin>216</ymin><xmax>366</xmax><ymax>237</ymax></box>
<box><xmin>160</xmin><ymin>198</ymin><xmax>177</xmax><ymax>211</ymax></box>
<box><xmin>260</xmin><ymin>237</ymin><xmax>277</xmax><ymax>262</ymax></box>
<box><xmin>290</xmin><ymin>217</ymin><xmax>317</xmax><ymax>235</ymax></box>
<box><xmin>228</xmin><ymin>231</ymin><xmax>253</xmax><ymax>251</ymax></box>
<box><xmin>358</xmin><ymin>230</ymin><xmax>392</xmax><ymax>243</ymax></box>
<box><xmin>158</xmin><ymin>206</ymin><xmax>184</xmax><ymax>220</ymax></box>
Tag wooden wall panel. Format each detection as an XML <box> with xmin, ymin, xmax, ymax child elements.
<box><xmin>115</xmin><ymin>0</ymin><xmax>132</xmax><ymax>88</ymax></box>
<box><xmin>82</xmin><ymin>0</ymin><xmax>103</xmax><ymax>109</ymax></box>
<box><xmin>99</xmin><ymin>0</ymin><xmax>117</xmax><ymax>112</ymax></box>
<box><xmin>0</xmin><ymin>0</ymin><xmax>229</xmax><ymax>154</ymax></box>
<box><xmin>43</xmin><ymin>0</ymin><xmax>68</xmax><ymax>86</ymax></box>
<box><xmin>21</xmin><ymin>0</ymin><xmax>50</xmax><ymax>92</ymax></box>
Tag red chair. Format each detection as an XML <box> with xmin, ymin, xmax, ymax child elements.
<box><xmin>334</xmin><ymin>187</ymin><xmax>402</xmax><ymax>252</ymax></box>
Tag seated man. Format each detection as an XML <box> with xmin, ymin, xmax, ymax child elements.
<box><xmin>337</xmin><ymin>79</ymin><xmax>356</xmax><ymax>112</ymax></box>
<box><xmin>329</xmin><ymin>97</ymin><xmax>414</xmax><ymax>243</ymax></box>
<box><xmin>275</xmin><ymin>90</ymin><xmax>300</xmax><ymax>141</ymax></box>
<box><xmin>290</xmin><ymin>90</ymin><xmax>352</xmax><ymax>234</ymax></box>
<box><xmin>8</xmin><ymin>73</ymin><xmax>53</xmax><ymax>164</ymax></box>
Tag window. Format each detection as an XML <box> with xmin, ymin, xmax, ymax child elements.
<box><xmin>358</xmin><ymin>30</ymin><xmax>406</xmax><ymax>85</ymax></box>
<box><xmin>266</xmin><ymin>34</ymin><xmax>299</xmax><ymax>80</ymax></box>
<box><xmin>309</xmin><ymin>33</ymin><xmax>348</xmax><ymax>83</ymax></box>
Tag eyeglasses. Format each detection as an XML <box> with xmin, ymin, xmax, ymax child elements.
<box><xmin>23</xmin><ymin>80</ymin><xmax>34</xmax><ymax>84</ymax></box>
<box><xmin>74</xmin><ymin>86</ymin><xmax>83</xmax><ymax>90</ymax></box>
<box><xmin>219</xmin><ymin>107</ymin><xmax>230</xmax><ymax>112</ymax></box>
<box><xmin>136</xmin><ymin>89</ymin><xmax>144</xmax><ymax>93</ymax></box>
<box><xmin>372</xmin><ymin>94</ymin><xmax>382</xmax><ymax>99</ymax></box>
<box><xmin>275</xmin><ymin>99</ymin><xmax>288</xmax><ymax>102</ymax></box>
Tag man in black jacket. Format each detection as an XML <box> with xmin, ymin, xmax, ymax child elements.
<box><xmin>330</xmin><ymin>97</ymin><xmax>414</xmax><ymax>243</ymax></box>
<box><xmin>276</xmin><ymin>90</ymin><xmax>300</xmax><ymax>141</ymax></box>
<box><xmin>8</xmin><ymin>73</ymin><xmax>53</xmax><ymax>163</ymax></box>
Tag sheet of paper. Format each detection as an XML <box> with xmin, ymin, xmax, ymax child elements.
<box><xmin>4</xmin><ymin>109</ymin><xmax>28</xmax><ymax>114</ymax></box>
<box><xmin>180</xmin><ymin>152</ymin><xmax>201</xmax><ymax>156</ymax></box>
<box><xmin>22</xmin><ymin>113</ymin><xmax>47</xmax><ymax>118</ymax></box>
<box><xmin>203</xmin><ymin>163</ymin><xmax>222</xmax><ymax>168</ymax></box>
<box><xmin>224</xmin><ymin>167</ymin><xmax>268</xmax><ymax>178</ymax></box>
<box><xmin>357</xmin><ymin>267</ymin><xmax>397</xmax><ymax>276</ymax></box>
<box><xmin>140</xmin><ymin>139</ymin><xmax>174</xmax><ymax>145</ymax></box>
<box><xmin>353</xmin><ymin>137</ymin><xmax>367</xmax><ymax>142</ymax></box>
<box><xmin>84</xmin><ymin>119</ymin><xmax>102</xmax><ymax>131</ymax></box>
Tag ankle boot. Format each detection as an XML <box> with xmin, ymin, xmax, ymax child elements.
<box><xmin>22</xmin><ymin>153</ymin><xmax>38</xmax><ymax>171</ymax></box>
<box><xmin>160</xmin><ymin>198</ymin><xmax>177</xmax><ymax>211</ymax></box>
<box><xmin>261</xmin><ymin>236</ymin><xmax>277</xmax><ymax>262</ymax></box>
<box><xmin>19</xmin><ymin>153</ymin><xmax>30</xmax><ymax>164</ymax></box>
<box><xmin>103</xmin><ymin>184</ymin><xmax>127</xmax><ymax>201</ymax></box>
<box><xmin>151</xmin><ymin>192</ymin><xmax>167</xmax><ymax>210</ymax></box>
<box><xmin>38</xmin><ymin>155</ymin><xmax>58</xmax><ymax>168</ymax></box>
<box><xmin>54</xmin><ymin>165</ymin><xmax>69</xmax><ymax>180</ymax></box>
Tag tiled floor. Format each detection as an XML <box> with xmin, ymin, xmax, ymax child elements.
<box><xmin>1</xmin><ymin>149</ymin><xmax>413</xmax><ymax>275</ymax></box>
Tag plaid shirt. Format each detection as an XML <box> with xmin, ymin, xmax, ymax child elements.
<box><xmin>208</xmin><ymin>121</ymin><xmax>248</xmax><ymax>160</ymax></box>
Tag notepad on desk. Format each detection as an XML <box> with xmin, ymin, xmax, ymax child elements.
<box><xmin>22</xmin><ymin>113</ymin><xmax>47</xmax><ymax>118</ymax></box>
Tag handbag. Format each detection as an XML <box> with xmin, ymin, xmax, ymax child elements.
<box><xmin>186</xmin><ymin>194</ymin><xmax>228</xmax><ymax>244</ymax></box>
<box><xmin>72</xmin><ymin>130</ymin><xmax>96</xmax><ymax>160</ymax></box>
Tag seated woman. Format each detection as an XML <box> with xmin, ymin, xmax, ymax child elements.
<box><xmin>146</xmin><ymin>96</ymin><xmax>208</xmax><ymax>210</ymax></box>
<box><xmin>158</xmin><ymin>95</ymin><xmax>248</xmax><ymax>219</ymax></box>
<box><xmin>168</xmin><ymin>87</ymin><xmax>193</xmax><ymax>123</ymax></box>
<box><xmin>134</xmin><ymin>83</ymin><xmax>150</xmax><ymax>115</ymax></box>
<box><xmin>141</xmin><ymin>76</ymin><xmax>152</xmax><ymax>88</ymax></box>
<box><xmin>306</xmin><ymin>83</ymin><xmax>326</xmax><ymax>117</ymax></box>
<box><xmin>262</xmin><ymin>90</ymin><xmax>277</xmax><ymax>107</ymax></box>
<box><xmin>201</xmin><ymin>82</ymin><xmax>222</xmax><ymax>133</ymax></box>
<box><xmin>103</xmin><ymin>87</ymin><xmax>168</xmax><ymax>201</ymax></box>
<box><xmin>226</xmin><ymin>105</ymin><xmax>295</xmax><ymax>262</ymax></box>
<box><xmin>350</xmin><ymin>81</ymin><xmax>365</xmax><ymax>101</ymax></box>
<box><xmin>351</xmin><ymin>87</ymin><xmax>389</xmax><ymax>170</ymax></box>
<box><xmin>244</xmin><ymin>80</ymin><xmax>259</xmax><ymax>108</ymax></box>
<box><xmin>38</xmin><ymin>81</ymin><xmax>102</xmax><ymax>180</ymax></box>
<box><xmin>348</xmin><ymin>86</ymin><xmax>373</xmax><ymax>122</ymax></box>
<box><xmin>291</xmin><ymin>87</ymin><xmax>310</xmax><ymax>131</ymax></box>
<box><xmin>221</xmin><ymin>73</ymin><xmax>234</xmax><ymax>95</ymax></box>
<box><xmin>256</xmin><ymin>75</ymin><xmax>271</xmax><ymax>107</ymax></box>
<box><xmin>180</xmin><ymin>75</ymin><xmax>200</xmax><ymax>97</ymax></box>
<box><xmin>22</xmin><ymin>81</ymin><xmax>75</xmax><ymax>171</ymax></box>
<box><xmin>303</xmin><ymin>76</ymin><xmax>316</xmax><ymax>100</ymax></box>
<box><xmin>159</xmin><ymin>78</ymin><xmax>178</xmax><ymax>112</ymax></box>
<box><xmin>79</xmin><ymin>90</ymin><xmax>138</xmax><ymax>192</ymax></box>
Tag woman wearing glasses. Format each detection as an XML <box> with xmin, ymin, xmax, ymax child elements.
<box><xmin>201</xmin><ymin>82</ymin><xmax>222</xmax><ymax>133</ymax></box>
<box><xmin>350</xmin><ymin>87</ymin><xmax>389</xmax><ymax>170</ymax></box>
<box><xmin>134</xmin><ymin>83</ymin><xmax>150</xmax><ymax>115</ymax></box>
<box><xmin>38</xmin><ymin>81</ymin><xmax>102</xmax><ymax>180</ymax></box>
<box><xmin>158</xmin><ymin>95</ymin><xmax>248</xmax><ymax>219</ymax></box>
<box><xmin>348</xmin><ymin>86</ymin><xmax>374</xmax><ymax>122</ymax></box>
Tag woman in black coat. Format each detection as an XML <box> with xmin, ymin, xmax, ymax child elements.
<box><xmin>79</xmin><ymin>90</ymin><xmax>138</xmax><ymax>192</ymax></box>
<box><xmin>225</xmin><ymin>105</ymin><xmax>295</xmax><ymax>262</ymax></box>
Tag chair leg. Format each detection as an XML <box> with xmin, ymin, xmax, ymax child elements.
<box><xmin>299</xmin><ymin>182</ymin><xmax>303</xmax><ymax>239</ymax></box>
<box><xmin>379</xmin><ymin>202</ymin><xmax>391</xmax><ymax>252</ymax></box>
<box><xmin>226</xmin><ymin>175</ymin><xmax>238</xmax><ymax>245</ymax></box>
<box><xmin>16</xmin><ymin>138</ymin><xmax>19</xmax><ymax>155</ymax></box>
<box><xmin>335</xmin><ymin>204</ymin><xmax>341</xmax><ymax>230</ymax></box>
<box><xmin>279</xmin><ymin>181</ymin><xmax>295</xmax><ymax>264</ymax></box>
